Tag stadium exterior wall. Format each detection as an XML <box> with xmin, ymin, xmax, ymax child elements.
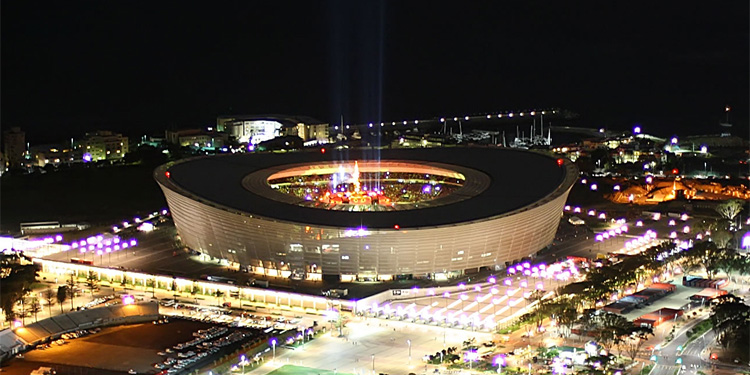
<box><xmin>156</xmin><ymin>155</ymin><xmax>576</xmax><ymax>281</ymax></box>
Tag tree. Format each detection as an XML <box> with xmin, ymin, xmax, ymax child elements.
<box><xmin>555</xmin><ymin>304</ymin><xmax>579</xmax><ymax>339</ymax></box>
<box><xmin>590</xmin><ymin>312</ymin><xmax>631</xmax><ymax>353</ymax></box>
<box><xmin>620</xmin><ymin>326</ymin><xmax>653</xmax><ymax>361</ymax></box>
<box><xmin>66</xmin><ymin>274</ymin><xmax>77</xmax><ymax>311</ymax></box>
<box><xmin>27</xmin><ymin>296</ymin><xmax>41</xmax><ymax>323</ymax></box>
<box><xmin>85</xmin><ymin>271</ymin><xmax>99</xmax><ymax>297</ymax></box>
<box><xmin>711</xmin><ymin>229</ymin><xmax>733</xmax><ymax>250</ymax></box>
<box><xmin>43</xmin><ymin>287</ymin><xmax>55</xmax><ymax>317</ymax></box>
<box><xmin>148</xmin><ymin>277</ymin><xmax>157</xmax><ymax>298</ymax></box>
<box><xmin>215</xmin><ymin>290</ymin><xmax>225</xmax><ymax>305</ymax></box>
<box><xmin>0</xmin><ymin>255</ymin><xmax>39</xmax><ymax>324</ymax></box>
<box><xmin>716</xmin><ymin>199</ymin><xmax>744</xmax><ymax>222</ymax></box>
<box><xmin>56</xmin><ymin>286</ymin><xmax>68</xmax><ymax>314</ymax></box>
<box><xmin>710</xmin><ymin>294</ymin><xmax>750</xmax><ymax>361</ymax></box>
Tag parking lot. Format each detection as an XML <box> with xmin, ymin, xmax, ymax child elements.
<box><xmin>4</xmin><ymin>319</ymin><xmax>263</xmax><ymax>375</ymax></box>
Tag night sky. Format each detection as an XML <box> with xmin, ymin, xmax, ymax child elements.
<box><xmin>2</xmin><ymin>2</ymin><xmax>748</xmax><ymax>142</ymax></box>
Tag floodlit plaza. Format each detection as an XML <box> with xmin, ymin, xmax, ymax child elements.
<box><xmin>250</xmin><ymin>318</ymin><xmax>494</xmax><ymax>375</ymax></box>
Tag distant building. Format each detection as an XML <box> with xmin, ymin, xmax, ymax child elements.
<box><xmin>217</xmin><ymin>115</ymin><xmax>326</xmax><ymax>145</ymax></box>
<box><xmin>164</xmin><ymin>129</ymin><xmax>227</xmax><ymax>149</ymax></box>
<box><xmin>290</xmin><ymin>123</ymin><xmax>329</xmax><ymax>144</ymax></box>
<box><xmin>75</xmin><ymin>131</ymin><xmax>129</xmax><ymax>162</ymax></box>
<box><xmin>2</xmin><ymin>127</ymin><xmax>26</xmax><ymax>169</ymax></box>
<box><xmin>30</xmin><ymin>144</ymin><xmax>73</xmax><ymax>167</ymax></box>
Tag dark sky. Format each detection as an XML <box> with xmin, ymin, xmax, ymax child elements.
<box><xmin>2</xmin><ymin>1</ymin><xmax>748</xmax><ymax>142</ymax></box>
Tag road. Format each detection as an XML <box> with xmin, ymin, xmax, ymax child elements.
<box><xmin>650</xmin><ymin>320</ymin><xmax>746</xmax><ymax>375</ymax></box>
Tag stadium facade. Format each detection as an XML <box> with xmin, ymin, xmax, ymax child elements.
<box><xmin>155</xmin><ymin>148</ymin><xmax>577</xmax><ymax>282</ymax></box>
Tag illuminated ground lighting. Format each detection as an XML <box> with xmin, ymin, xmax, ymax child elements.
<box><xmin>121</xmin><ymin>294</ymin><xmax>135</xmax><ymax>305</ymax></box>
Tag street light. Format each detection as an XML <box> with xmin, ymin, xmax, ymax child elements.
<box><xmin>407</xmin><ymin>339</ymin><xmax>411</xmax><ymax>364</ymax></box>
<box><xmin>494</xmin><ymin>355</ymin><xmax>506</xmax><ymax>374</ymax></box>
<box><xmin>240</xmin><ymin>354</ymin><xmax>246</xmax><ymax>374</ymax></box>
<box><xmin>371</xmin><ymin>354</ymin><xmax>375</xmax><ymax>372</ymax></box>
<box><xmin>270</xmin><ymin>338</ymin><xmax>277</xmax><ymax>362</ymax></box>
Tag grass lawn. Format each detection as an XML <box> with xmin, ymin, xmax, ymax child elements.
<box><xmin>267</xmin><ymin>365</ymin><xmax>355</xmax><ymax>375</ymax></box>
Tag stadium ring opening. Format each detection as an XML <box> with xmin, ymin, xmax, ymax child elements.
<box><xmin>155</xmin><ymin>148</ymin><xmax>577</xmax><ymax>282</ymax></box>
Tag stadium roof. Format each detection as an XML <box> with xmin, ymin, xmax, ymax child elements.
<box><xmin>157</xmin><ymin>148</ymin><xmax>576</xmax><ymax>229</ymax></box>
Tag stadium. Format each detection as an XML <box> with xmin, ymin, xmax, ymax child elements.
<box><xmin>154</xmin><ymin>148</ymin><xmax>577</xmax><ymax>282</ymax></box>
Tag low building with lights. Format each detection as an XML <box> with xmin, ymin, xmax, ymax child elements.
<box><xmin>74</xmin><ymin>131</ymin><xmax>129</xmax><ymax>162</ymax></box>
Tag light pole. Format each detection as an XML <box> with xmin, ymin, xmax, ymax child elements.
<box><xmin>371</xmin><ymin>354</ymin><xmax>375</xmax><ymax>372</ymax></box>
<box><xmin>240</xmin><ymin>354</ymin><xmax>246</xmax><ymax>374</ymax></box>
<box><xmin>406</xmin><ymin>339</ymin><xmax>412</xmax><ymax>364</ymax></box>
<box><xmin>495</xmin><ymin>356</ymin><xmax>505</xmax><ymax>375</ymax></box>
<box><xmin>271</xmin><ymin>338</ymin><xmax>277</xmax><ymax>362</ymax></box>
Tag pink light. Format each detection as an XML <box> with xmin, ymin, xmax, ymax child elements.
<box><xmin>121</xmin><ymin>295</ymin><xmax>135</xmax><ymax>305</ymax></box>
<box><xmin>474</xmin><ymin>285</ymin><xmax>481</xmax><ymax>292</ymax></box>
<box><xmin>129</xmin><ymin>239</ymin><xmax>137</xmax><ymax>246</ymax></box>
<box><xmin>96</xmin><ymin>250</ymin><xmax>103</xmax><ymax>255</ymax></box>
<box><xmin>105</xmin><ymin>247</ymin><xmax>112</xmax><ymax>253</ymax></box>
<box><xmin>55</xmin><ymin>235</ymin><xmax>63</xmax><ymax>242</ymax></box>
<box><xmin>504</xmin><ymin>279</ymin><xmax>512</xmax><ymax>286</ymax></box>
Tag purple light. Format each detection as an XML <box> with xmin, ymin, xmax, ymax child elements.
<box><xmin>488</xmin><ymin>276</ymin><xmax>496</xmax><ymax>283</ymax></box>
<box><xmin>443</xmin><ymin>292</ymin><xmax>451</xmax><ymax>298</ymax></box>
<box><xmin>96</xmin><ymin>250</ymin><xmax>103</xmax><ymax>255</ymax></box>
<box><xmin>105</xmin><ymin>247</ymin><xmax>112</xmax><ymax>253</ymax></box>
<box><xmin>129</xmin><ymin>239</ymin><xmax>137</xmax><ymax>246</ymax></box>
<box><xmin>503</xmin><ymin>278</ymin><xmax>512</xmax><ymax>286</ymax></box>
<box><xmin>522</xmin><ymin>262</ymin><xmax>531</xmax><ymax>269</ymax></box>
<box><xmin>113</xmin><ymin>238</ymin><xmax>120</xmax><ymax>244</ymax></box>
<box><xmin>473</xmin><ymin>285</ymin><xmax>481</xmax><ymax>292</ymax></box>
<box><xmin>54</xmin><ymin>235</ymin><xmax>63</xmax><ymax>242</ymax></box>
<box><xmin>122</xmin><ymin>243</ymin><xmax>129</xmax><ymax>249</ymax></box>
<box><xmin>82</xmin><ymin>153</ymin><xmax>92</xmax><ymax>162</ymax></box>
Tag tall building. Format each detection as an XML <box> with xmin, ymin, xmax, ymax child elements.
<box><xmin>75</xmin><ymin>131</ymin><xmax>129</xmax><ymax>162</ymax></box>
<box><xmin>2</xmin><ymin>127</ymin><xmax>26</xmax><ymax>169</ymax></box>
